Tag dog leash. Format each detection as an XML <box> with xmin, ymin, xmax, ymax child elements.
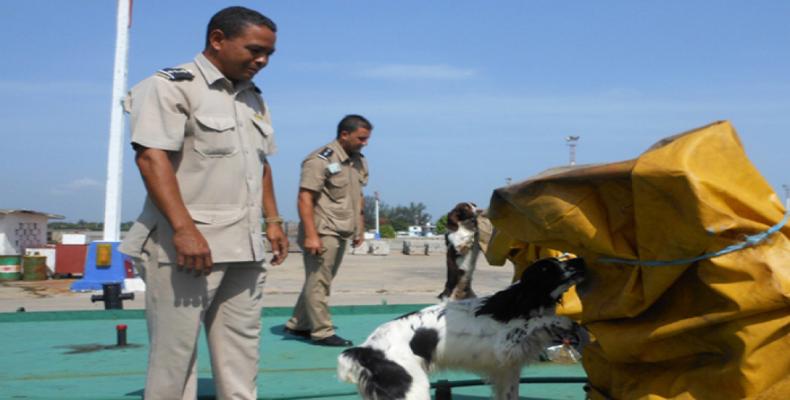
<box><xmin>598</xmin><ymin>210</ymin><xmax>790</xmax><ymax>267</ymax></box>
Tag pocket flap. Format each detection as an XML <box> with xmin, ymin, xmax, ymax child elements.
<box><xmin>251</xmin><ymin>117</ymin><xmax>274</xmax><ymax>137</ymax></box>
<box><xmin>195</xmin><ymin>115</ymin><xmax>235</xmax><ymax>132</ymax></box>
<box><xmin>188</xmin><ymin>208</ymin><xmax>247</xmax><ymax>225</ymax></box>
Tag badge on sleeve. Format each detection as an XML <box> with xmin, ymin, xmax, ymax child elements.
<box><xmin>317</xmin><ymin>147</ymin><xmax>334</xmax><ymax>160</ymax></box>
<box><xmin>327</xmin><ymin>162</ymin><xmax>341</xmax><ymax>174</ymax></box>
<box><xmin>156</xmin><ymin>67</ymin><xmax>195</xmax><ymax>81</ymax></box>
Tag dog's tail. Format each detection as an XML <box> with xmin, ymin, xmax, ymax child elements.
<box><xmin>338</xmin><ymin>347</ymin><xmax>412</xmax><ymax>400</ymax></box>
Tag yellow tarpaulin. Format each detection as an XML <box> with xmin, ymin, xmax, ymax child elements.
<box><xmin>486</xmin><ymin>121</ymin><xmax>790</xmax><ymax>399</ymax></box>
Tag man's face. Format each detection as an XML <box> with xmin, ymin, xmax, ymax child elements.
<box><xmin>339</xmin><ymin>128</ymin><xmax>371</xmax><ymax>154</ymax></box>
<box><xmin>209</xmin><ymin>23</ymin><xmax>276</xmax><ymax>81</ymax></box>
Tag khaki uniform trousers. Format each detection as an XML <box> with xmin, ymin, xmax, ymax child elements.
<box><xmin>286</xmin><ymin>235</ymin><xmax>346</xmax><ymax>340</ymax></box>
<box><xmin>135</xmin><ymin>239</ymin><xmax>267</xmax><ymax>400</ymax></box>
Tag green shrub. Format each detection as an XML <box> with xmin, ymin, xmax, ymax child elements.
<box><xmin>379</xmin><ymin>224</ymin><xmax>396</xmax><ymax>239</ymax></box>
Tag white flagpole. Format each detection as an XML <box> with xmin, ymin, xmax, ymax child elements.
<box><xmin>374</xmin><ymin>191</ymin><xmax>381</xmax><ymax>238</ymax></box>
<box><xmin>102</xmin><ymin>0</ymin><xmax>131</xmax><ymax>242</ymax></box>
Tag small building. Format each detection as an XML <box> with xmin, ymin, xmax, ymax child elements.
<box><xmin>0</xmin><ymin>209</ymin><xmax>64</xmax><ymax>255</ymax></box>
<box><xmin>422</xmin><ymin>222</ymin><xmax>436</xmax><ymax>237</ymax></box>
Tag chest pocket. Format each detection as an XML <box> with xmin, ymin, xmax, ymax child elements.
<box><xmin>251</xmin><ymin>117</ymin><xmax>274</xmax><ymax>159</ymax></box>
<box><xmin>194</xmin><ymin>115</ymin><xmax>238</xmax><ymax>157</ymax></box>
<box><xmin>326</xmin><ymin>170</ymin><xmax>349</xmax><ymax>201</ymax></box>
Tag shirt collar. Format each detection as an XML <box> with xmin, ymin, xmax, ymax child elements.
<box><xmin>194</xmin><ymin>53</ymin><xmax>254</xmax><ymax>93</ymax></box>
<box><xmin>329</xmin><ymin>140</ymin><xmax>350</xmax><ymax>163</ymax></box>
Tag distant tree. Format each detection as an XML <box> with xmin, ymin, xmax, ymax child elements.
<box><xmin>48</xmin><ymin>222</ymin><xmax>68</xmax><ymax>230</ymax></box>
<box><xmin>379</xmin><ymin>224</ymin><xmax>396</xmax><ymax>239</ymax></box>
<box><xmin>363</xmin><ymin>198</ymin><xmax>431</xmax><ymax>233</ymax></box>
<box><xmin>435</xmin><ymin>214</ymin><xmax>448</xmax><ymax>235</ymax></box>
<box><xmin>363</xmin><ymin>195</ymin><xmax>378</xmax><ymax>230</ymax></box>
<box><xmin>386</xmin><ymin>206</ymin><xmax>409</xmax><ymax>232</ymax></box>
<box><xmin>386</xmin><ymin>202</ymin><xmax>432</xmax><ymax>232</ymax></box>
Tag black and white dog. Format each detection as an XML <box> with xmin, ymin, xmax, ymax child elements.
<box><xmin>438</xmin><ymin>202</ymin><xmax>483</xmax><ymax>301</ymax></box>
<box><xmin>338</xmin><ymin>257</ymin><xmax>586</xmax><ymax>400</ymax></box>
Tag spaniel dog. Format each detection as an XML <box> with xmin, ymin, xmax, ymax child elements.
<box><xmin>438</xmin><ymin>202</ymin><xmax>482</xmax><ymax>301</ymax></box>
<box><xmin>338</xmin><ymin>257</ymin><xmax>586</xmax><ymax>400</ymax></box>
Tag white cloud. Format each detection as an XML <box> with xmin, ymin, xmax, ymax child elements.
<box><xmin>51</xmin><ymin>178</ymin><xmax>102</xmax><ymax>195</ymax></box>
<box><xmin>359</xmin><ymin>64</ymin><xmax>477</xmax><ymax>80</ymax></box>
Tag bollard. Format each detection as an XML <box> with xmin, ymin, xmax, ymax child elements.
<box><xmin>91</xmin><ymin>282</ymin><xmax>134</xmax><ymax>310</ymax></box>
<box><xmin>435</xmin><ymin>380</ymin><xmax>452</xmax><ymax>400</ymax></box>
<box><xmin>116</xmin><ymin>324</ymin><xmax>128</xmax><ymax>347</ymax></box>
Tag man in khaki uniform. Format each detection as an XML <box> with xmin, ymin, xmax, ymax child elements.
<box><xmin>284</xmin><ymin>115</ymin><xmax>372</xmax><ymax>346</ymax></box>
<box><xmin>119</xmin><ymin>7</ymin><xmax>288</xmax><ymax>399</ymax></box>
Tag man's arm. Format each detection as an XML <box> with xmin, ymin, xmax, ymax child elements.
<box><xmin>352</xmin><ymin>194</ymin><xmax>365</xmax><ymax>248</ymax></box>
<box><xmin>298</xmin><ymin>188</ymin><xmax>322</xmax><ymax>255</ymax></box>
<box><xmin>135</xmin><ymin>147</ymin><xmax>212</xmax><ymax>275</ymax></box>
<box><xmin>262</xmin><ymin>160</ymin><xmax>288</xmax><ymax>265</ymax></box>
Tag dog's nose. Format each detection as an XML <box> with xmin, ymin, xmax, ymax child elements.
<box><xmin>564</xmin><ymin>258</ymin><xmax>586</xmax><ymax>273</ymax></box>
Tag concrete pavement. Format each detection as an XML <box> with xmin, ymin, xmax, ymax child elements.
<box><xmin>0</xmin><ymin>252</ymin><xmax>515</xmax><ymax>312</ymax></box>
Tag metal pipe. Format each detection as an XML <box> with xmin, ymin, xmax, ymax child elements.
<box><xmin>432</xmin><ymin>376</ymin><xmax>587</xmax><ymax>388</ymax></box>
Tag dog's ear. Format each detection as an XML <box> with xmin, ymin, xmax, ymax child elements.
<box><xmin>516</xmin><ymin>258</ymin><xmax>565</xmax><ymax>299</ymax></box>
<box><xmin>476</xmin><ymin>258</ymin><xmax>562</xmax><ymax>322</ymax></box>
<box><xmin>446</xmin><ymin>203</ymin><xmax>465</xmax><ymax>232</ymax></box>
<box><xmin>517</xmin><ymin>258</ymin><xmax>559</xmax><ymax>279</ymax></box>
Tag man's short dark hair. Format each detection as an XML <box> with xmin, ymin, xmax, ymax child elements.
<box><xmin>205</xmin><ymin>6</ymin><xmax>277</xmax><ymax>48</ymax></box>
<box><xmin>337</xmin><ymin>115</ymin><xmax>373</xmax><ymax>137</ymax></box>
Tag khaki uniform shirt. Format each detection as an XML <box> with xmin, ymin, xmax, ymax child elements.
<box><xmin>300</xmin><ymin>140</ymin><xmax>368</xmax><ymax>239</ymax></box>
<box><xmin>120</xmin><ymin>53</ymin><xmax>276</xmax><ymax>264</ymax></box>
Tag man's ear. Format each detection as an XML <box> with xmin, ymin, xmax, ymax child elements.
<box><xmin>207</xmin><ymin>29</ymin><xmax>226</xmax><ymax>51</ymax></box>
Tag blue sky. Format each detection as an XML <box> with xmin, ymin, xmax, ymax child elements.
<box><xmin>1</xmin><ymin>1</ymin><xmax>789</xmax><ymax>223</ymax></box>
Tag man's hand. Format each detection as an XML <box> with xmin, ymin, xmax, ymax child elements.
<box><xmin>302</xmin><ymin>234</ymin><xmax>323</xmax><ymax>256</ymax></box>
<box><xmin>352</xmin><ymin>235</ymin><xmax>364</xmax><ymax>248</ymax></box>
<box><xmin>172</xmin><ymin>226</ymin><xmax>213</xmax><ymax>276</ymax></box>
<box><xmin>266</xmin><ymin>223</ymin><xmax>289</xmax><ymax>265</ymax></box>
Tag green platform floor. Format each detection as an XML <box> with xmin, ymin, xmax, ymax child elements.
<box><xmin>0</xmin><ymin>305</ymin><xmax>586</xmax><ymax>399</ymax></box>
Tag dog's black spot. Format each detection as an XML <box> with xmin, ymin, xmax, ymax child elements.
<box><xmin>409</xmin><ymin>328</ymin><xmax>439</xmax><ymax>363</ymax></box>
<box><xmin>341</xmin><ymin>347</ymin><xmax>412</xmax><ymax>399</ymax></box>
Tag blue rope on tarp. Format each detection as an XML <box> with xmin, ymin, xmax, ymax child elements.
<box><xmin>599</xmin><ymin>210</ymin><xmax>790</xmax><ymax>267</ymax></box>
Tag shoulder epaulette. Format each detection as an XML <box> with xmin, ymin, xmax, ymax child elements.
<box><xmin>317</xmin><ymin>147</ymin><xmax>334</xmax><ymax>160</ymax></box>
<box><xmin>156</xmin><ymin>67</ymin><xmax>194</xmax><ymax>81</ymax></box>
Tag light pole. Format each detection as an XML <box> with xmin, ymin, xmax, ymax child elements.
<box><xmin>71</xmin><ymin>0</ymin><xmax>134</xmax><ymax>292</ymax></box>
<box><xmin>102</xmin><ymin>0</ymin><xmax>131</xmax><ymax>242</ymax></box>
<box><xmin>374</xmin><ymin>191</ymin><xmax>381</xmax><ymax>239</ymax></box>
<box><xmin>565</xmin><ymin>136</ymin><xmax>580</xmax><ymax>166</ymax></box>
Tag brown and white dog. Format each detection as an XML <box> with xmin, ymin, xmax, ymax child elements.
<box><xmin>438</xmin><ymin>202</ymin><xmax>483</xmax><ymax>301</ymax></box>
